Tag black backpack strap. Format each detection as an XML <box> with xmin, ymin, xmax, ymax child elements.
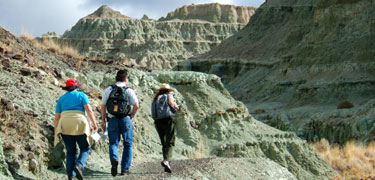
<box><xmin>110</xmin><ymin>84</ymin><xmax>118</xmax><ymax>92</ymax></box>
<box><xmin>153</xmin><ymin>100</ymin><xmax>158</xmax><ymax>119</ymax></box>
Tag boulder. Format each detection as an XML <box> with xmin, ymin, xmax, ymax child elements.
<box><xmin>20</xmin><ymin>68</ymin><xmax>32</xmax><ymax>76</ymax></box>
<box><xmin>1</xmin><ymin>59</ymin><xmax>10</xmax><ymax>68</ymax></box>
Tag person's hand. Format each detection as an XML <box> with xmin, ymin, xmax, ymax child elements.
<box><xmin>101</xmin><ymin>121</ymin><xmax>106</xmax><ymax>131</ymax></box>
<box><xmin>175</xmin><ymin>105</ymin><xmax>180</xmax><ymax>110</ymax></box>
<box><xmin>93</xmin><ymin>123</ymin><xmax>98</xmax><ymax>131</ymax></box>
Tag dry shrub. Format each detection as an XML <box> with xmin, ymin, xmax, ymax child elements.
<box><xmin>311</xmin><ymin>139</ymin><xmax>375</xmax><ymax>179</ymax></box>
<box><xmin>60</xmin><ymin>45</ymin><xmax>83</xmax><ymax>59</ymax></box>
<box><xmin>19</xmin><ymin>32</ymin><xmax>44</xmax><ymax>50</ymax></box>
<box><xmin>20</xmin><ymin>32</ymin><xmax>36</xmax><ymax>43</ymax></box>
<box><xmin>337</xmin><ymin>101</ymin><xmax>354</xmax><ymax>109</ymax></box>
<box><xmin>41</xmin><ymin>39</ymin><xmax>84</xmax><ymax>67</ymax></box>
<box><xmin>19</xmin><ymin>32</ymin><xmax>82</xmax><ymax>60</ymax></box>
<box><xmin>42</xmin><ymin>39</ymin><xmax>59</xmax><ymax>53</ymax></box>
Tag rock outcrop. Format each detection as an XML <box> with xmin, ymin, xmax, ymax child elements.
<box><xmin>183</xmin><ymin>0</ymin><xmax>375</xmax><ymax>143</ymax></box>
<box><xmin>0</xmin><ymin>27</ymin><xmax>336</xmax><ymax>179</ymax></box>
<box><xmin>161</xmin><ymin>3</ymin><xmax>256</xmax><ymax>23</ymax></box>
<box><xmin>42</xmin><ymin>4</ymin><xmax>253</xmax><ymax>69</ymax></box>
<box><xmin>86</xmin><ymin>5</ymin><xmax>131</xmax><ymax>19</ymax></box>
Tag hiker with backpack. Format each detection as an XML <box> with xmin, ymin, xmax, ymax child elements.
<box><xmin>100</xmin><ymin>69</ymin><xmax>139</xmax><ymax>176</ymax></box>
<box><xmin>151</xmin><ymin>84</ymin><xmax>179</xmax><ymax>173</ymax></box>
<box><xmin>54</xmin><ymin>78</ymin><xmax>98</xmax><ymax>180</ymax></box>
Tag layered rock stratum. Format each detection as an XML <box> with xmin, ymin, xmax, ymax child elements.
<box><xmin>183</xmin><ymin>0</ymin><xmax>375</xmax><ymax>144</ymax></box>
<box><xmin>44</xmin><ymin>4</ymin><xmax>254</xmax><ymax>70</ymax></box>
<box><xmin>161</xmin><ymin>3</ymin><xmax>256</xmax><ymax>23</ymax></box>
<box><xmin>0</xmin><ymin>26</ymin><xmax>336</xmax><ymax>179</ymax></box>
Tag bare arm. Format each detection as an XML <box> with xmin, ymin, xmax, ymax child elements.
<box><xmin>84</xmin><ymin>104</ymin><xmax>98</xmax><ymax>131</ymax></box>
<box><xmin>131</xmin><ymin>103</ymin><xmax>139</xmax><ymax>119</ymax></box>
<box><xmin>168</xmin><ymin>96</ymin><xmax>179</xmax><ymax>110</ymax></box>
<box><xmin>54</xmin><ymin>113</ymin><xmax>61</xmax><ymax>133</ymax></box>
<box><xmin>101</xmin><ymin>104</ymin><xmax>107</xmax><ymax>130</ymax></box>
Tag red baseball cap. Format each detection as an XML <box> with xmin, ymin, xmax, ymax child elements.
<box><xmin>65</xmin><ymin>78</ymin><xmax>78</xmax><ymax>87</ymax></box>
<box><xmin>62</xmin><ymin>78</ymin><xmax>80</xmax><ymax>91</ymax></box>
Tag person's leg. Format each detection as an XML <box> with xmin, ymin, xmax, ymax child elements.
<box><xmin>108</xmin><ymin>117</ymin><xmax>121</xmax><ymax>176</ymax></box>
<box><xmin>155</xmin><ymin>119</ymin><xmax>173</xmax><ymax>173</ymax></box>
<box><xmin>75</xmin><ymin>134</ymin><xmax>90</xmax><ymax>168</ymax></box>
<box><xmin>61</xmin><ymin>134</ymin><xmax>77</xmax><ymax>177</ymax></box>
<box><xmin>108</xmin><ymin>117</ymin><xmax>121</xmax><ymax>163</ymax></box>
<box><xmin>164</xmin><ymin>118</ymin><xmax>176</xmax><ymax>160</ymax></box>
<box><xmin>120</xmin><ymin>117</ymin><xmax>133</xmax><ymax>171</ymax></box>
<box><xmin>154</xmin><ymin>120</ymin><xmax>167</xmax><ymax>160</ymax></box>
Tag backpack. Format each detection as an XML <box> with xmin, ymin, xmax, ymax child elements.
<box><xmin>106</xmin><ymin>85</ymin><xmax>131</xmax><ymax>118</ymax></box>
<box><xmin>151</xmin><ymin>94</ymin><xmax>176</xmax><ymax>120</ymax></box>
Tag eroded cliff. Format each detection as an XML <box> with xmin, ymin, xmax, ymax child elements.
<box><xmin>44</xmin><ymin>4</ymin><xmax>254</xmax><ymax>70</ymax></box>
<box><xmin>184</xmin><ymin>0</ymin><xmax>375</xmax><ymax>143</ymax></box>
<box><xmin>161</xmin><ymin>3</ymin><xmax>256</xmax><ymax>23</ymax></box>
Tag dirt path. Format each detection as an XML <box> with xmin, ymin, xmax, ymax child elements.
<box><xmin>82</xmin><ymin>157</ymin><xmax>296</xmax><ymax>180</ymax></box>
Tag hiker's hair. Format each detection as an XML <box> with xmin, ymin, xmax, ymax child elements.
<box><xmin>152</xmin><ymin>89</ymin><xmax>170</xmax><ymax>102</ymax></box>
<box><xmin>116</xmin><ymin>70</ymin><xmax>128</xmax><ymax>82</ymax></box>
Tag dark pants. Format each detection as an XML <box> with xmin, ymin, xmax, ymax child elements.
<box><xmin>154</xmin><ymin>117</ymin><xmax>175</xmax><ymax>160</ymax></box>
<box><xmin>61</xmin><ymin>134</ymin><xmax>90</xmax><ymax>177</ymax></box>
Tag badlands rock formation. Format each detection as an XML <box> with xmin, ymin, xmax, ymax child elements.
<box><xmin>45</xmin><ymin>4</ymin><xmax>254</xmax><ymax>69</ymax></box>
<box><xmin>0</xmin><ymin>27</ymin><xmax>336</xmax><ymax>179</ymax></box>
<box><xmin>161</xmin><ymin>3</ymin><xmax>256</xmax><ymax>23</ymax></box>
<box><xmin>184</xmin><ymin>0</ymin><xmax>375</xmax><ymax>144</ymax></box>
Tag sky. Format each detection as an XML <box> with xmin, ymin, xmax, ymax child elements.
<box><xmin>0</xmin><ymin>0</ymin><xmax>265</xmax><ymax>37</ymax></box>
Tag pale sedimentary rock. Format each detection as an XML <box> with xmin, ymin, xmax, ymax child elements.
<box><xmin>45</xmin><ymin>4</ymin><xmax>255</xmax><ymax>69</ymax></box>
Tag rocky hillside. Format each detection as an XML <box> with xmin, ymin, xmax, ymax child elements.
<box><xmin>0</xmin><ymin>27</ymin><xmax>336</xmax><ymax>179</ymax></box>
<box><xmin>183</xmin><ymin>0</ymin><xmax>375</xmax><ymax>144</ymax></box>
<box><xmin>42</xmin><ymin>4</ymin><xmax>254</xmax><ymax>70</ymax></box>
<box><xmin>161</xmin><ymin>3</ymin><xmax>256</xmax><ymax>23</ymax></box>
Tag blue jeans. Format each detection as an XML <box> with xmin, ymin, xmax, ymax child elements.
<box><xmin>108</xmin><ymin>116</ymin><xmax>133</xmax><ymax>170</ymax></box>
<box><xmin>61</xmin><ymin>134</ymin><xmax>90</xmax><ymax>176</ymax></box>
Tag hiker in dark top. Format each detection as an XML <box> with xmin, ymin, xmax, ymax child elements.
<box><xmin>101</xmin><ymin>69</ymin><xmax>139</xmax><ymax>176</ymax></box>
<box><xmin>151</xmin><ymin>83</ymin><xmax>179</xmax><ymax>173</ymax></box>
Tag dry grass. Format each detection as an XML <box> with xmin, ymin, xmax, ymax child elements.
<box><xmin>311</xmin><ymin>139</ymin><xmax>375</xmax><ymax>179</ymax></box>
<box><xmin>42</xmin><ymin>39</ymin><xmax>60</xmax><ymax>53</ymax></box>
<box><xmin>42</xmin><ymin>39</ymin><xmax>83</xmax><ymax>58</ymax></box>
<box><xmin>20</xmin><ymin>32</ymin><xmax>39</xmax><ymax>47</ymax></box>
<box><xmin>19</xmin><ymin>32</ymin><xmax>84</xmax><ymax>61</ymax></box>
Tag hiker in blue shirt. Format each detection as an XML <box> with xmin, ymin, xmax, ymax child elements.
<box><xmin>100</xmin><ymin>69</ymin><xmax>139</xmax><ymax>176</ymax></box>
<box><xmin>54</xmin><ymin>78</ymin><xmax>98</xmax><ymax>180</ymax></box>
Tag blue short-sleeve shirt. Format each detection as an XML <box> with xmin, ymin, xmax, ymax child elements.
<box><xmin>55</xmin><ymin>91</ymin><xmax>90</xmax><ymax>113</ymax></box>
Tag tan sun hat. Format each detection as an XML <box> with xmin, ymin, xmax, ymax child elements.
<box><xmin>156</xmin><ymin>83</ymin><xmax>174</xmax><ymax>93</ymax></box>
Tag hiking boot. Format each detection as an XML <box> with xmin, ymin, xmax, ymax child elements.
<box><xmin>73</xmin><ymin>164</ymin><xmax>83</xmax><ymax>180</ymax></box>
<box><xmin>120</xmin><ymin>169</ymin><xmax>130</xmax><ymax>175</ymax></box>
<box><xmin>68</xmin><ymin>175</ymin><xmax>74</xmax><ymax>180</ymax></box>
<box><xmin>111</xmin><ymin>160</ymin><xmax>119</xmax><ymax>177</ymax></box>
<box><xmin>161</xmin><ymin>160</ymin><xmax>172</xmax><ymax>173</ymax></box>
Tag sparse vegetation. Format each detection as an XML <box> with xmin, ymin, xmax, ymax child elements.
<box><xmin>20</xmin><ymin>32</ymin><xmax>84</xmax><ymax>61</ymax></box>
<box><xmin>20</xmin><ymin>32</ymin><xmax>39</xmax><ymax>47</ymax></box>
<box><xmin>311</xmin><ymin>139</ymin><xmax>375</xmax><ymax>179</ymax></box>
<box><xmin>42</xmin><ymin>39</ymin><xmax>84</xmax><ymax>60</ymax></box>
<box><xmin>337</xmin><ymin>100</ymin><xmax>354</xmax><ymax>109</ymax></box>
